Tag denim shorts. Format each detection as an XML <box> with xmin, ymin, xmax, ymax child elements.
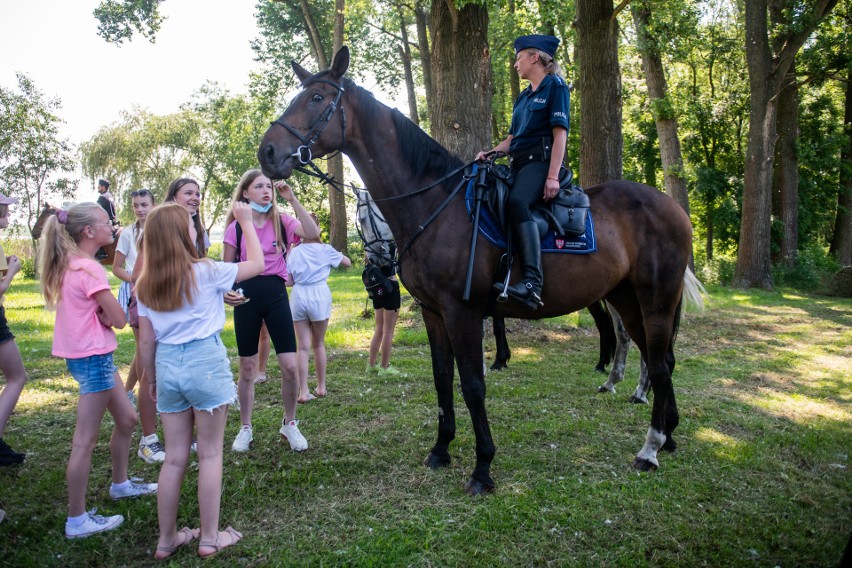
<box><xmin>155</xmin><ymin>334</ymin><xmax>237</xmax><ymax>414</ymax></box>
<box><xmin>66</xmin><ymin>353</ymin><xmax>118</xmax><ymax>395</ymax></box>
<box><xmin>0</xmin><ymin>305</ymin><xmax>15</xmax><ymax>345</ymax></box>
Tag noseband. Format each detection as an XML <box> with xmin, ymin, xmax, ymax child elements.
<box><xmin>270</xmin><ymin>78</ymin><xmax>346</xmax><ymax>165</ymax></box>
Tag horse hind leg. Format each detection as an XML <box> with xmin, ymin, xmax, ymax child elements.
<box><xmin>598</xmin><ymin>305</ymin><xmax>630</xmax><ymax>394</ymax></box>
<box><xmin>489</xmin><ymin>316</ymin><xmax>510</xmax><ymax>371</ymax></box>
<box><xmin>632</xmin><ymin>315</ymin><xmax>680</xmax><ymax>471</ymax></box>
<box><xmin>629</xmin><ymin>358</ymin><xmax>650</xmax><ymax>405</ymax></box>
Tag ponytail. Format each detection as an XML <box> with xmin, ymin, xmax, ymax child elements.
<box><xmin>37</xmin><ymin>202</ymin><xmax>103</xmax><ymax>308</ymax></box>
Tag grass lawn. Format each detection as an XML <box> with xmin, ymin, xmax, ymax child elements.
<box><xmin>0</xmin><ymin>270</ymin><xmax>849</xmax><ymax>566</ymax></box>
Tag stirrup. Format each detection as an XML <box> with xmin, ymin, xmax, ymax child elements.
<box><xmin>507</xmin><ymin>281</ymin><xmax>543</xmax><ymax>309</ymax></box>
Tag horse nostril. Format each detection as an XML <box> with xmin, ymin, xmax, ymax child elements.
<box><xmin>264</xmin><ymin>144</ymin><xmax>276</xmax><ymax>163</ymax></box>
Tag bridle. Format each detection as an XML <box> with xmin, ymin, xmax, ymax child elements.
<box><xmin>267</xmin><ymin>74</ymin><xmax>479</xmax><ymax>275</ymax></box>
<box><xmin>270</xmin><ymin>77</ymin><xmax>346</xmax><ymax>165</ymax></box>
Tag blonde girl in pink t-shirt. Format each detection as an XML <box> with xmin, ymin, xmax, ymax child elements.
<box><xmin>38</xmin><ymin>203</ymin><xmax>157</xmax><ymax>539</ymax></box>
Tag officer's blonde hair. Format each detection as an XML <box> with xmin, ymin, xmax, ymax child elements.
<box><xmin>533</xmin><ymin>49</ymin><xmax>563</xmax><ymax>78</ymax></box>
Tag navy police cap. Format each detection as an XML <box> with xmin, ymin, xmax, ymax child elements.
<box><xmin>514</xmin><ymin>34</ymin><xmax>560</xmax><ymax>57</ymax></box>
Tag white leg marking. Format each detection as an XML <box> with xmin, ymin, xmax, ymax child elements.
<box><xmin>636</xmin><ymin>427</ymin><xmax>666</xmax><ymax>467</ymax></box>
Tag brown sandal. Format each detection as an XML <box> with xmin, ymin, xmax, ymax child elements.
<box><xmin>154</xmin><ymin>527</ymin><xmax>199</xmax><ymax>560</ymax></box>
<box><xmin>198</xmin><ymin>526</ymin><xmax>243</xmax><ymax>559</ymax></box>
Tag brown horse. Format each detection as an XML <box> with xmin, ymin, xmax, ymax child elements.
<box><xmin>31</xmin><ymin>203</ymin><xmax>119</xmax><ymax>267</ymax></box>
<box><xmin>259</xmin><ymin>47</ymin><xmax>701</xmax><ymax>495</ymax></box>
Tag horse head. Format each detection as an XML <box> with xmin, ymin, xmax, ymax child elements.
<box><xmin>31</xmin><ymin>203</ymin><xmax>57</xmax><ymax>240</ymax></box>
<box><xmin>258</xmin><ymin>47</ymin><xmax>351</xmax><ymax>180</ymax></box>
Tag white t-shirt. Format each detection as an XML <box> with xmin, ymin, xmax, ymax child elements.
<box><xmin>286</xmin><ymin>243</ymin><xmax>344</xmax><ymax>286</ymax></box>
<box><xmin>137</xmin><ymin>261</ymin><xmax>238</xmax><ymax>345</ymax></box>
<box><xmin>115</xmin><ymin>224</ymin><xmax>141</xmax><ymax>275</ymax></box>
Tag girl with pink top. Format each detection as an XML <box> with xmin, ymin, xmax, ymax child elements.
<box><xmin>38</xmin><ymin>203</ymin><xmax>157</xmax><ymax>539</ymax></box>
<box><xmin>222</xmin><ymin>170</ymin><xmax>320</xmax><ymax>454</ymax></box>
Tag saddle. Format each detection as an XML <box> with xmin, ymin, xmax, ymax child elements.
<box><xmin>483</xmin><ymin>164</ymin><xmax>590</xmax><ymax>239</ymax></box>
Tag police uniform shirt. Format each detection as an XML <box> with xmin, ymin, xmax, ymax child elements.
<box><xmin>508</xmin><ymin>74</ymin><xmax>570</xmax><ymax>154</ymax></box>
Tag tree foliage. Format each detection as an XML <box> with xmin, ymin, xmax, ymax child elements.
<box><xmin>93</xmin><ymin>0</ymin><xmax>165</xmax><ymax>45</ymax></box>
<box><xmin>85</xmin><ymin>0</ymin><xmax>851</xmax><ymax>283</ymax></box>
<box><xmin>0</xmin><ymin>74</ymin><xmax>78</xmax><ymax>239</ymax></box>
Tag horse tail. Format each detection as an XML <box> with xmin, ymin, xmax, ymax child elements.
<box><xmin>681</xmin><ymin>267</ymin><xmax>706</xmax><ymax>312</ymax></box>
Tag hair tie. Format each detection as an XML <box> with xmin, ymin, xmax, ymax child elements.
<box><xmin>56</xmin><ymin>209</ymin><xmax>69</xmax><ymax>224</ymax></box>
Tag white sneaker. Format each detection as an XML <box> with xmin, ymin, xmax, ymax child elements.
<box><xmin>232</xmin><ymin>425</ymin><xmax>253</xmax><ymax>452</ymax></box>
<box><xmin>254</xmin><ymin>373</ymin><xmax>268</xmax><ymax>384</ymax></box>
<box><xmin>137</xmin><ymin>434</ymin><xmax>165</xmax><ymax>464</ymax></box>
<box><xmin>65</xmin><ymin>508</ymin><xmax>124</xmax><ymax>539</ymax></box>
<box><xmin>279</xmin><ymin>420</ymin><xmax>308</xmax><ymax>452</ymax></box>
<box><xmin>109</xmin><ymin>478</ymin><xmax>158</xmax><ymax>500</ymax></box>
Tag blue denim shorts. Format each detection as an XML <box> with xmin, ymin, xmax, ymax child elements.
<box><xmin>155</xmin><ymin>334</ymin><xmax>237</xmax><ymax>414</ymax></box>
<box><xmin>66</xmin><ymin>353</ymin><xmax>118</xmax><ymax>395</ymax></box>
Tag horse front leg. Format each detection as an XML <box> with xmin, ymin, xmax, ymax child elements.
<box><xmin>445</xmin><ymin>312</ymin><xmax>495</xmax><ymax>495</ymax></box>
<box><xmin>421</xmin><ymin>308</ymin><xmax>456</xmax><ymax>470</ymax></box>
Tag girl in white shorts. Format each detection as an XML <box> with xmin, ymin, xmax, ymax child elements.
<box><xmin>287</xmin><ymin>225</ymin><xmax>351</xmax><ymax>402</ymax></box>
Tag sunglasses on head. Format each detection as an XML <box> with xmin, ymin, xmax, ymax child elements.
<box><xmin>131</xmin><ymin>190</ymin><xmax>152</xmax><ymax>197</ymax></box>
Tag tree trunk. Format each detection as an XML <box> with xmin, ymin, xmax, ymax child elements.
<box><xmin>631</xmin><ymin>3</ymin><xmax>690</xmax><ymax>217</ymax></box>
<box><xmin>576</xmin><ymin>0</ymin><xmax>622</xmax><ymax>187</ymax></box>
<box><xmin>830</xmin><ymin>65</ymin><xmax>852</xmax><ymax>266</ymax></box>
<box><xmin>398</xmin><ymin>6</ymin><xmax>419</xmax><ymax>125</ymax></box>
<box><xmin>772</xmin><ymin>59</ymin><xmax>799</xmax><ymax>267</ymax></box>
<box><xmin>735</xmin><ymin>0</ymin><xmax>837</xmax><ymax>288</ymax></box>
<box><xmin>415</xmin><ymin>3</ymin><xmax>433</xmax><ymax>124</ymax></box>
<box><xmin>429</xmin><ymin>0</ymin><xmax>491</xmax><ymax>156</ymax></box>
<box><xmin>327</xmin><ymin>0</ymin><xmax>347</xmax><ymax>253</ymax></box>
<box><xmin>735</xmin><ymin>0</ymin><xmax>777</xmax><ymax>290</ymax></box>
<box><xmin>299</xmin><ymin>0</ymin><xmax>327</xmax><ymax>67</ymax></box>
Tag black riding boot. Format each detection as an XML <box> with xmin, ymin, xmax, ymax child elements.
<box><xmin>494</xmin><ymin>221</ymin><xmax>543</xmax><ymax>309</ymax></box>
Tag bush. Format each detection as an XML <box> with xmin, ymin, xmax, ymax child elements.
<box><xmin>772</xmin><ymin>243</ymin><xmax>841</xmax><ymax>292</ymax></box>
<box><xmin>694</xmin><ymin>251</ymin><xmax>737</xmax><ymax>286</ymax></box>
<box><xmin>207</xmin><ymin>242</ymin><xmax>223</xmax><ymax>261</ymax></box>
<box><xmin>19</xmin><ymin>256</ymin><xmax>36</xmax><ymax>279</ymax></box>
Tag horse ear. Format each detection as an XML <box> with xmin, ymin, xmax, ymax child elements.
<box><xmin>291</xmin><ymin>60</ymin><xmax>312</xmax><ymax>84</ymax></box>
<box><xmin>330</xmin><ymin>46</ymin><xmax>350</xmax><ymax>80</ymax></box>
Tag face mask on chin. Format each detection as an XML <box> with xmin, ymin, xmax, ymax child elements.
<box><xmin>250</xmin><ymin>201</ymin><xmax>272</xmax><ymax>214</ymax></box>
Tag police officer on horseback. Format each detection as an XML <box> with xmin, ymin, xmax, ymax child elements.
<box><xmin>476</xmin><ymin>34</ymin><xmax>569</xmax><ymax>309</ymax></box>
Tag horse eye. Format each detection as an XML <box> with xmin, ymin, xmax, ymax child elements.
<box><xmin>311</xmin><ymin>94</ymin><xmax>323</xmax><ymax>102</ymax></box>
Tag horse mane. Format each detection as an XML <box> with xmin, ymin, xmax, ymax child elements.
<box><xmin>308</xmin><ymin>72</ymin><xmax>464</xmax><ymax>179</ymax></box>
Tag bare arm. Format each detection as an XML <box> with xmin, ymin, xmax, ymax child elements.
<box><xmin>232</xmin><ymin>202</ymin><xmax>264</xmax><ymax>282</ymax></box>
<box><xmin>222</xmin><ymin>243</ymin><xmax>237</xmax><ymax>263</ymax></box>
<box><xmin>543</xmin><ymin>126</ymin><xmax>568</xmax><ymax>201</ymax></box>
<box><xmin>93</xmin><ymin>288</ymin><xmax>127</xmax><ymax>329</ymax></box>
<box><xmin>0</xmin><ymin>256</ymin><xmax>21</xmax><ymax>297</ymax></box>
<box><xmin>276</xmin><ymin>181</ymin><xmax>320</xmax><ymax>240</ymax></box>
<box><xmin>138</xmin><ymin>316</ymin><xmax>158</xmax><ymax>401</ymax></box>
<box><xmin>112</xmin><ymin>251</ymin><xmax>132</xmax><ymax>283</ymax></box>
<box><xmin>476</xmin><ymin>135</ymin><xmax>513</xmax><ymax>162</ymax></box>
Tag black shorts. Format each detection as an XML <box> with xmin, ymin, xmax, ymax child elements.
<box><xmin>371</xmin><ymin>280</ymin><xmax>401</xmax><ymax>311</ymax></box>
<box><xmin>0</xmin><ymin>305</ymin><xmax>14</xmax><ymax>345</ymax></box>
<box><xmin>233</xmin><ymin>275</ymin><xmax>297</xmax><ymax>357</ymax></box>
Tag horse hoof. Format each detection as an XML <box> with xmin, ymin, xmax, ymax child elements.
<box><xmin>662</xmin><ymin>436</ymin><xmax>677</xmax><ymax>453</ymax></box>
<box><xmin>629</xmin><ymin>395</ymin><xmax>648</xmax><ymax>405</ymax></box>
<box><xmin>594</xmin><ymin>365</ymin><xmax>607</xmax><ymax>374</ymax></box>
<box><xmin>631</xmin><ymin>457</ymin><xmax>659</xmax><ymax>472</ymax></box>
<box><xmin>464</xmin><ymin>478</ymin><xmax>495</xmax><ymax>496</ymax></box>
<box><xmin>489</xmin><ymin>362</ymin><xmax>508</xmax><ymax>371</ymax></box>
<box><xmin>423</xmin><ymin>451</ymin><xmax>451</xmax><ymax>469</ymax></box>
<box><xmin>597</xmin><ymin>385</ymin><xmax>614</xmax><ymax>394</ymax></box>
